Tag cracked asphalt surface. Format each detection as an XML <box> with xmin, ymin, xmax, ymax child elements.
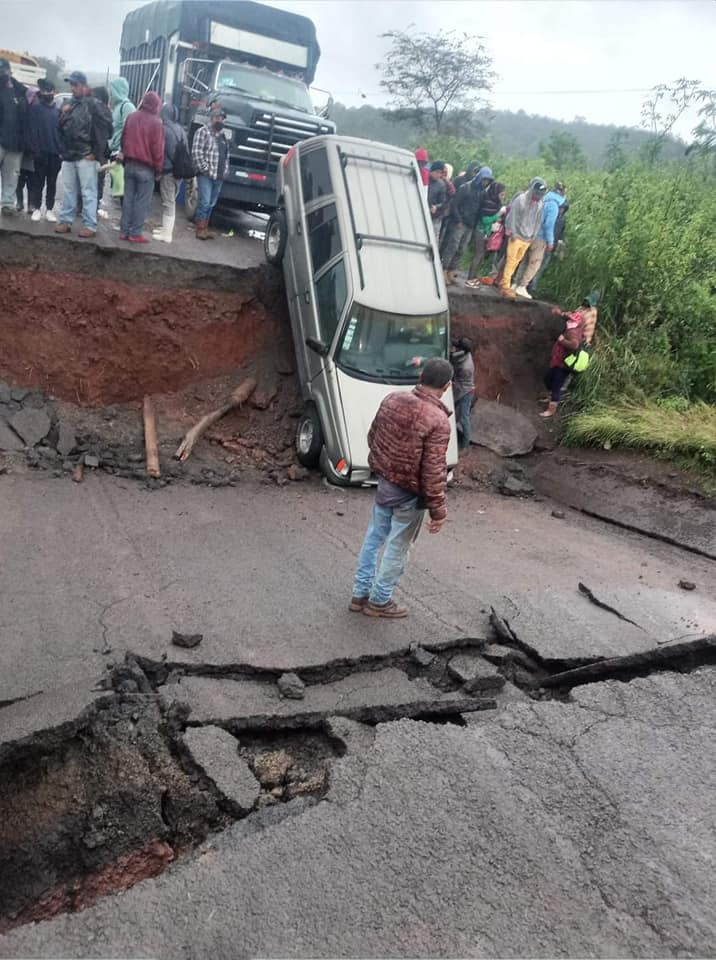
<box><xmin>1</xmin><ymin>468</ymin><xmax>715</xmax><ymax>957</ymax></box>
<box><xmin>3</xmin><ymin>670</ymin><xmax>716</xmax><ymax>958</ymax></box>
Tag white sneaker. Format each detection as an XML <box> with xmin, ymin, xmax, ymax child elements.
<box><xmin>515</xmin><ymin>285</ymin><xmax>532</xmax><ymax>299</ymax></box>
<box><xmin>46</xmin><ymin>210</ymin><xmax>57</xmax><ymax>222</ymax></box>
<box><xmin>152</xmin><ymin>230</ymin><xmax>173</xmax><ymax>243</ymax></box>
<box><xmin>31</xmin><ymin>209</ymin><xmax>42</xmax><ymax>222</ymax></box>
<box><xmin>98</xmin><ymin>208</ymin><xmax>109</xmax><ymax>219</ymax></box>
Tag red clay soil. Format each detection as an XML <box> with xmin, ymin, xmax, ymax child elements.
<box><xmin>0</xmin><ymin>268</ymin><xmax>285</xmax><ymax>405</ymax></box>
<box><xmin>0</xmin><ymin>839</ymin><xmax>176</xmax><ymax>934</ymax></box>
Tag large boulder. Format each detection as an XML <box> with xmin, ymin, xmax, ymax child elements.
<box><xmin>470</xmin><ymin>400</ymin><xmax>537</xmax><ymax>456</ymax></box>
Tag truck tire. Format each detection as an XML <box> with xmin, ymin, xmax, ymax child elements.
<box><xmin>264</xmin><ymin>208</ymin><xmax>287</xmax><ymax>264</ymax></box>
<box><xmin>184</xmin><ymin>177</ymin><xmax>199</xmax><ymax>222</ymax></box>
<box><xmin>295</xmin><ymin>404</ymin><xmax>323</xmax><ymax>468</ymax></box>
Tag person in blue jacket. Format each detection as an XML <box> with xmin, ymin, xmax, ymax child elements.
<box><xmin>514</xmin><ymin>183</ymin><xmax>566</xmax><ymax>299</ymax></box>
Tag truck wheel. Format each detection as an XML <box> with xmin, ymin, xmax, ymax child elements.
<box><xmin>184</xmin><ymin>177</ymin><xmax>199</xmax><ymax>222</ymax></box>
<box><xmin>295</xmin><ymin>404</ymin><xmax>323</xmax><ymax>468</ymax></box>
<box><xmin>264</xmin><ymin>208</ymin><xmax>287</xmax><ymax>264</ymax></box>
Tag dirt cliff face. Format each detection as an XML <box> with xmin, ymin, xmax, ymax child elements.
<box><xmin>0</xmin><ymin>268</ymin><xmax>286</xmax><ymax>404</ymax></box>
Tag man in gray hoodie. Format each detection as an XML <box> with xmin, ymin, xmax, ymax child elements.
<box><xmin>153</xmin><ymin>103</ymin><xmax>188</xmax><ymax>243</ymax></box>
<box><xmin>500</xmin><ymin>177</ymin><xmax>547</xmax><ymax>298</ymax></box>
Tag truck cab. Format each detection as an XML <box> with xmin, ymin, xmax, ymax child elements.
<box><xmin>264</xmin><ymin>135</ymin><xmax>458</xmax><ymax>485</ymax></box>
<box><xmin>120</xmin><ymin>0</ymin><xmax>335</xmax><ymax>213</ymax></box>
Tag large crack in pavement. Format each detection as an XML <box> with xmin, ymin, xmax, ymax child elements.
<box><xmin>1</xmin><ymin>620</ymin><xmax>715</xmax><ymax>936</ymax></box>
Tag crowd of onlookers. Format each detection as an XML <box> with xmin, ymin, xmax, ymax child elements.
<box><xmin>415</xmin><ymin>148</ymin><xmax>569</xmax><ymax>301</ymax></box>
<box><xmin>0</xmin><ymin>58</ymin><xmax>230</xmax><ymax>243</ymax></box>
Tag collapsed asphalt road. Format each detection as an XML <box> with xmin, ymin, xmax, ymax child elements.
<box><xmin>1</xmin><ymin>469</ymin><xmax>715</xmax><ymax>957</ymax></box>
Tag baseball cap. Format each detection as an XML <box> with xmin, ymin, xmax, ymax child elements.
<box><xmin>209</xmin><ymin>103</ymin><xmax>226</xmax><ymax>118</ymax></box>
<box><xmin>430</xmin><ymin>160</ymin><xmax>446</xmax><ymax>172</ymax></box>
<box><xmin>65</xmin><ymin>70</ymin><xmax>88</xmax><ymax>85</ymax></box>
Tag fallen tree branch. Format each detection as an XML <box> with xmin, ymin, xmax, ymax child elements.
<box><xmin>143</xmin><ymin>397</ymin><xmax>161</xmax><ymax>478</ymax></box>
<box><xmin>578</xmin><ymin>582</ymin><xmax>644</xmax><ymax>630</ymax></box>
<box><xmin>174</xmin><ymin>378</ymin><xmax>257</xmax><ymax>463</ymax></box>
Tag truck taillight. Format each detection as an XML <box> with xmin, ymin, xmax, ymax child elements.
<box><xmin>283</xmin><ymin>147</ymin><xmax>295</xmax><ymax>167</ymax></box>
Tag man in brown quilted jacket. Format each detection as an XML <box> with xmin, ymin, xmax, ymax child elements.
<box><xmin>351</xmin><ymin>358</ymin><xmax>454</xmax><ymax>619</ymax></box>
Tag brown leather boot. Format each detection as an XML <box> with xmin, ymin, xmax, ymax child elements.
<box><xmin>195</xmin><ymin>219</ymin><xmax>214</xmax><ymax>240</ymax></box>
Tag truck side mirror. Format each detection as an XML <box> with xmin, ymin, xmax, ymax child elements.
<box><xmin>305</xmin><ymin>337</ymin><xmax>329</xmax><ymax>357</ymax></box>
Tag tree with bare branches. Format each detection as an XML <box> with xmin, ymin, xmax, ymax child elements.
<box><xmin>378</xmin><ymin>28</ymin><xmax>495</xmax><ymax>135</ymax></box>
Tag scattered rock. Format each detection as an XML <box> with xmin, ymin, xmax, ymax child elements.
<box><xmin>277</xmin><ymin>671</ymin><xmax>306</xmax><ymax>699</ymax></box>
<box><xmin>287</xmin><ymin>464</ymin><xmax>310</xmax><ymax>482</ymax></box>
<box><xmin>0</xmin><ymin>418</ymin><xmax>24</xmax><ymax>452</ymax></box>
<box><xmin>497</xmin><ymin>473</ymin><xmax>534</xmax><ymax>498</ymax></box>
<box><xmin>38</xmin><ymin>446</ymin><xmax>58</xmax><ymax>461</ymax></box>
<box><xmin>183</xmin><ymin>726</ymin><xmax>261</xmax><ymax>813</ymax></box>
<box><xmin>678</xmin><ymin>580</ymin><xmax>696</xmax><ymax>591</ymax></box>
<box><xmin>56</xmin><ymin>422</ymin><xmax>77</xmax><ymax>457</ymax></box>
<box><xmin>285</xmin><ymin>769</ymin><xmax>327</xmax><ymax>800</ymax></box>
<box><xmin>9</xmin><ymin>407</ymin><xmax>51</xmax><ymax>447</ymax></box>
<box><xmin>249</xmin><ymin>388</ymin><xmax>278</xmax><ymax>411</ymax></box>
<box><xmin>84</xmin><ymin>453</ymin><xmax>100</xmax><ymax>468</ymax></box>
<box><xmin>448</xmin><ymin>655</ymin><xmax>506</xmax><ymax>692</ymax></box>
<box><xmin>551</xmin><ymin>509</ymin><xmax>566</xmax><ymax>520</ymax></box>
<box><xmin>470</xmin><ymin>400</ymin><xmax>537</xmax><ymax>456</ymax></box>
<box><xmin>10</xmin><ymin>387</ymin><xmax>30</xmax><ymax>403</ymax></box>
<box><xmin>171</xmin><ymin>630</ymin><xmax>203</xmax><ymax>649</ymax></box>
<box><xmin>252</xmin><ymin>749</ymin><xmax>293</xmax><ymax>788</ymax></box>
<box><xmin>410</xmin><ymin>642</ymin><xmax>436</xmax><ymax>668</ymax></box>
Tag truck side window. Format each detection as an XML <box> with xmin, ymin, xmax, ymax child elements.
<box><xmin>308</xmin><ymin>203</ymin><xmax>341</xmax><ymax>275</ymax></box>
<box><xmin>300</xmin><ymin>147</ymin><xmax>331</xmax><ymax>203</ymax></box>
<box><xmin>315</xmin><ymin>259</ymin><xmax>347</xmax><ymax>347</ymax></box>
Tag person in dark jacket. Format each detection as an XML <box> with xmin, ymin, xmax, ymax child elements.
<box><xmin>16</xmin><ymin>83</ymin><xmax>37</xmax><ymax>212</ymax></box>
<box><xmin>119</xmin><ymin>90</ymin><xmax>164</xmax><ymax>243</ymax></box>
<box><xmin>152</xmin><ymin>103</ymin><xmax>188</xmax><ymax>243</ymax></box>
<box><xmin>427</xmin><ymin>161</ymin><xmax>448</xmax><ymax>242</ymax></box>
<box><xmin>28</xmin><ymin>78</ymin><xmax>61</xmax><ymax>221</ymax></box>
<box><xmin>440</xmin><ymin>166</ymin><xmax>493</xmax><ymax>284</ymax></box>
<box><xmin>0</xmin><ymin>57</ymin><xmax>28</xmax><ymax>215</ymax></box>
<box><xmin>55</xmin><ymin>70</ymin><xmax>113</xmax><ymax>238</ymax></box>
<box><xmin>453</xmin><ymin>160</ymin><xmax>480</xmax><ymax>192</ymax></box>
<box><xmin>92</xmin><ymin>86</ymin><xmax>112</xmax><ymax>218</ymax></box>
<box><xmin>450</xmin><ymin>337</ymin><xmax>475</xmax><ymax>450</ymax></box>
<box><xmin>350</xmin><ymin>358</ymin><xmax>453</xmax><ymax>619</ymax></box>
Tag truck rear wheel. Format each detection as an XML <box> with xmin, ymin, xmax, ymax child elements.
<box><xmin>184</xmin><ymin>177</ymin><xmax>199</xmax><ymax>222</ymax></box>
<box><xmin>264</xmin><ymin>208</ymin><xmax>287</xmax><ymax>264</ymax></box>
<box><xmin>295</xmin><ymin>404</ymin><xmax>323</xmax><ymax>468</ymax></box>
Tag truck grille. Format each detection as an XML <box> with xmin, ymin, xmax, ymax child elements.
<box><xmin>235</xmin><ymin>111</ymin><xmax>331</xmax><ymax>169</ymax></box>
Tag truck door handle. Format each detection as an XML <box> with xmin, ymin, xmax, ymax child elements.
<box><xmin>296</xmin><ymin>223</ymin><xmax>302</xmax><ymax>235</ymax></box>
<box><xmin>303</xmin><ymin>289</ymin><xmax>310</xmax><ymax>304</ymax></box>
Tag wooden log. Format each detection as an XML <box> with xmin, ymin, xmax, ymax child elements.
<box><xmin>174</xmin><ymin>378</ymin><xmax>257</xmax><ymax>463</ymax></box>
<box><xmin>143</xmin><ymin>397</ymin><xmax>161</xmax><ymax>478</ymax></box>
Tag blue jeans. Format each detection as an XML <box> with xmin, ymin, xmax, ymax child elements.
<box><xmin>59</xmin><ymin>158</ymin><xmax>99</xmax><ymax>230</ymax></box>
<box><xmin>352</xmin><ymin>498</ymin><xmax>425</xmax><ymax>606</ymax></box>
<box><xmin>196</xmin><ymin>174</ymin><xmax>223</xmax><ymax>222</ymax></box>
<box><xmin>120</xmin><ymin>161</ymin><xmax>155</xmax><ymax>238</ymax></box>
<box><xmin>455</xmin><ymin>393</ymin><xmax>472</xmax><ymax>449</ymax></box>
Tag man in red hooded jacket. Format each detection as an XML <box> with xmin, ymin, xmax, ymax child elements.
<box><xmin>119</xmin><ymin>90</ymin><xmax>164</xmax><ymax>243</ymax></box>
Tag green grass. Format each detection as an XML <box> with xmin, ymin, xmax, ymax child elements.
<box><xmin>563</xmin><ymin>399</ymin><xmax>716</xmax><ymax>476</ymax></box>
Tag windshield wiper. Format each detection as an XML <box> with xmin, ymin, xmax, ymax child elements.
<box><xmin>339</xmin><ymin>361</ymin><xmax>391</xmax><ymax>385</ymax></box>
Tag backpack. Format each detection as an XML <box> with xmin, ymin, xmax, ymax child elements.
<box><xmin>564</xmin><ymin>340</ymin><xmax>591</xmax><ymax>373</ymax></box>
<box><xmin>172</xmin><ymin>138</ymin><xmax>196</xmax><ymax>180</ymax></box>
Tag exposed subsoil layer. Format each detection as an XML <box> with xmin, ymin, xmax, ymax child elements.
<box><xmin>0</xmin><ymin>268</ymin><xmax>285</xmax><ymax>405</ymax></box>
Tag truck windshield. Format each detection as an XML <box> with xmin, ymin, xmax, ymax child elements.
<box><xmin>216</xmin><ymin>63</ymin><xmax>313</xmax><ymax>113</ymax></box>
<box><xmin>336</xmin><ymin>305</ymin><xmax>449</xmax><ymax>384</ymax></box>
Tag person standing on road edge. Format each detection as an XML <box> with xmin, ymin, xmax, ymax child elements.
<box><xmin>191</xmin><ymin>103</ymin><xmax>229</xmax><ymax>240</ymax></box>
<box><xmin>428</xmin><ymin>161</ymin><xmax>449</xmax><ymax>243</ymax></box>
<box><xmin>119</xmin><ymin>90</ymin><xmax>164</xmax><ymax>244</ymax></box>
<box><xmin>28</xmin><ymin>78</ymin><xmax>61</xmax><ymax>221</ymax></box>
<box><xmin>450</xmin><ymin>337</ymin><xmax>475</xmax><ymax>450</ymax></box>
<box><xmin>153</xmin><ymin>103</ymin><xmax>189</xmax><ymax>243</ymax></box>
<box><xmin>108</xmin><ymin>77</ymin><xmax>136</xmax><ymax>208</ymax></box>
<box><xmin>0</xmin><ymin>57</ymin><xmax>28</xmax><ymax>216</ymax></box>
<box><xmin>500</xmin><ymin>177</ymin><xmax>547</xmax><ymax>298</ymax></box>
<box><xmin>351</xmin><ymin>358</ymin><xmax>454</xmax><ymax>619</ymax></box>
<box><xmin>516</xmin><ymin>183</ymin><xmax>566</xmax><ymax>299</ymax></box>
<box><xmin>55</xmin><ymin>70</ymin><xmax>113</xmax><ymax>238</ymax></box>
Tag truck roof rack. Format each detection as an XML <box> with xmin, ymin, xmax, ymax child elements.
<box><xmin>336</xmin><ymin>146</ymin><xmax>442</xmax><ymax>299</ymax></box>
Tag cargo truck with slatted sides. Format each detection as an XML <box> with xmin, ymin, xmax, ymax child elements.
<box><xmin>119</xmin><ymin>0</ymin><xmax>335</xmax><ymax>214</ymax></box>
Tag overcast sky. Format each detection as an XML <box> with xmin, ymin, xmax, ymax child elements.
<box><xmin>2</xmin><ymin>0</ymin><xmax>713</xmax><ymax>135</ymax></box>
